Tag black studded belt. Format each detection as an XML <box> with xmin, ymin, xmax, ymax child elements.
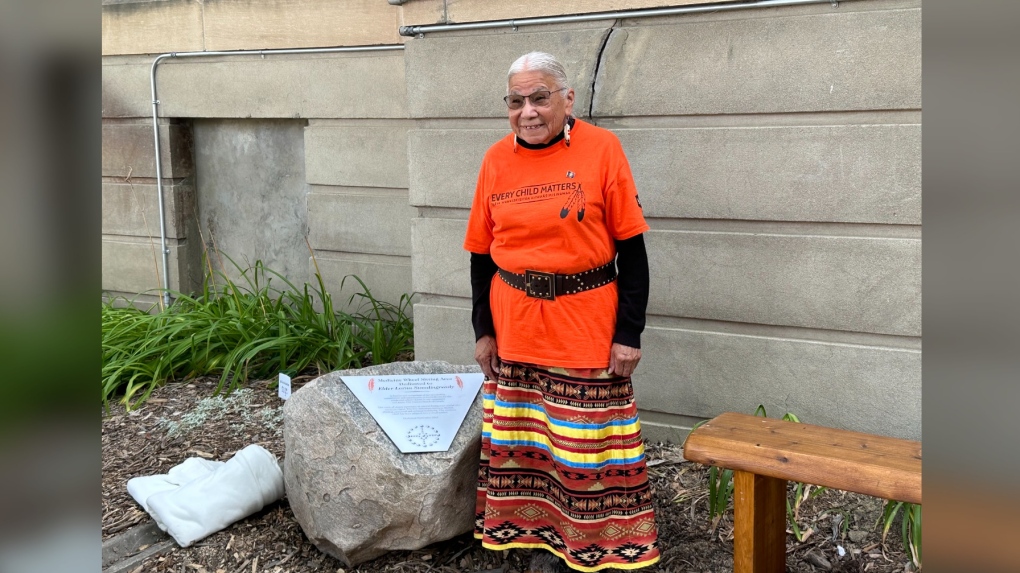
<box><xmin>497</xmin><ymin>261</ymin><xmax>617</xmax><ymax>301</ymax></box>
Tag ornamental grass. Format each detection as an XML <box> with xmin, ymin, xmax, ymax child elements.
<box><xmin>102</xmin><ymin>254</ymin><xmax>414</xmax><ymax>410</ymax></box>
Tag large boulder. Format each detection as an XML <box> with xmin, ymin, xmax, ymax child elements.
<box><xmin>283</xmin><ymin>361</ymin><xmax>483</xmax><ymax>566</ymax></box>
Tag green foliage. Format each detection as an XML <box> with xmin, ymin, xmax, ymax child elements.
<box><xmin>880</xmin><ymin>500</ymin><xmax>922</xmax><ymax>568</ymax></box>
<box><xmin>786</xmin><ymin>481</ymin><xmax>829</xmax><ymax>542</ymax></box>
<box><xmin>102</xmin><ymin>255</ymin><xmax>415</xmax><ymax>410</ymax></box>
<box><xmin>684</xmin><ymin>417</ymin><xmax>732</xmax><ymax>533</ymax></box>
<box><xmin>340</xmin><ymin>274</ymin><xmax>415</xmax><ymax>366</ymax></box>
<box><xmin>707</xmin><ymin>465</ymin><xmax>734</xmax><ymax>532</ymax></box>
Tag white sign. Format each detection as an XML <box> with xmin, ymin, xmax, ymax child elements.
<box><xmin>278</xmin><ymin>373</ymin><xmax>292</xmax><ymax>400</ymax></box>
<box><xmin>340</xmin><ymin>373</ymin><xmax>484</xmax><ymax>453</ymax></box>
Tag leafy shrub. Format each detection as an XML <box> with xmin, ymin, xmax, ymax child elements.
<box><xmin>102</xmin><ymin>254</ymin><xmax>414</xmax><ymax>409</ymax></box>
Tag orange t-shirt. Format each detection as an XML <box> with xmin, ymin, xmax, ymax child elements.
<box><xmin>463</xmin><ymin>120</ymin><xmax>649</xmax><ymax>367</ymax></box>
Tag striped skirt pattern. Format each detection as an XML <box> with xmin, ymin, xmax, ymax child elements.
<box><xmin>474</xmin><ymin>360</ymin><xmax>660</xmax><ymax>571</ymax></box>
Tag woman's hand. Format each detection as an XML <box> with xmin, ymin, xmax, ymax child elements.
<box><xmin>475</xmin><ymin>335</ymin><xmax>500</xmax><ymax>380</ymax></box>
<box><xmin>608</xmin><ymin>343</ymin><xmax>642</xmax><ymax>378</ymax></box>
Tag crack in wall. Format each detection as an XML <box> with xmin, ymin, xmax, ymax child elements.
<box><xmin>588</xmin><ymin>21</ymin><xmax>619</xmax><ymax>124</ymax></box>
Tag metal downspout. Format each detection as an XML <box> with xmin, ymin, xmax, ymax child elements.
<box><xmin>400</xmin><ymin>0</ymin><xmax>839</xmax><ymax>36</ymax></box>
<box><xmin>148</xmin><ymin>45</ymin><xmax>404</xmax><ymax>308</ymax></box>
<box><xmin>150</xmin><ymin>54</ymin><xmax>174</xmax><ymax>309</ymax></box>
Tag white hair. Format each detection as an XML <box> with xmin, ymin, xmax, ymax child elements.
<box><xmin>507</xmin><ymin>52</ymin><xmax>569</xmax><ymax>93</ymax></box>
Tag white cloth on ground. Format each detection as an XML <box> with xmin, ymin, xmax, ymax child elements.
<box><xmin>126</xmin><ymin>444</ymin><xmax>285</xmax><ymax>547</ymax></box>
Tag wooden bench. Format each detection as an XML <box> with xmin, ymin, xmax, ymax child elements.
<box><xmin>683</xmin><ymin>412</ymin><xmax>922</xmax><ymax>573</ymax></box>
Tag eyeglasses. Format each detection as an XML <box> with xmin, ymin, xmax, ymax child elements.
<box><xmin>504</xmin><ymin>88</ymin><xmax>567</xmax><ymax>110</ymax></box>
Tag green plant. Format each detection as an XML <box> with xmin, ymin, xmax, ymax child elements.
<box><xmin>706</xmin><ymin>465</ymin><xmax>734</xmax><ymax>533</ymax></box>
<box><xmin>880</xmin><ymin>500</ymin><xmax>922</xmax><ymax>568</ymax></box>
<box><xmin>341</xmin><ymin>274</ymin><xmax>416</xmax><ymax>365</ymax></box>
<box><xmin>786</xmin><ymin>481</ymin><xmax>828</xmax><ymax>542</ymax></box>
<box><xmin>684</xmin><ymin>418</ymin><xmax>735</xmax><ymax>533</ymax></box>
<box><xmin>102</xmin><ymin>252</ymin><xmax>415</xmax><ymax>410</ymax></box>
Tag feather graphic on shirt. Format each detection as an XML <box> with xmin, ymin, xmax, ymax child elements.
<box><xmin>368</xmin><ymin>378</ymin><xmax>375</xmax><ymax>392</ymax></box>
<box><xmin>559</xmin><ymin>191</ymin><xmax>573</xmax><ymax>218</ymax></box>
<box><xmin>455</xmin><ymin>375</ymin><xmax>464</xmax><ymax>389</ymax></box>
<box><xmin>560</xmin><ymin>185</ymin><xmax>586</xmax><ymax>221</ymax></box>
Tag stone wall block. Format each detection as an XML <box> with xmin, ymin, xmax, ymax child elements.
<box><xmin>203</xmin><ymin>0</ymin><xmax>402</xmax><ymax>51</ymax></box>
<box><xmin>311</xmin><ymin>254</ymin><xmax>413</xmax><ymax>313</ymax></box>
<box><xmin>411</xmin><ymin>218</ymin><xmax>471</xmax><ymax>298</ymax></box>
<box><xmin>102</xmin><ymin>181</ymin><xmax>192</xmax><ymax>239</ymax></box>
<box><xmin>405</xmin><ymin>26</ymin><xmax>613</xmax><ymax>118</ymax></box>
<box><xmin>306</xmin><ymin>126</ymin><xmax>410</xmax><ymax>188</ymax></box>
<box><xmin>102</xmin><ymin>122</ymin><xmax>194</xmax><ymax>180</ymax></box>
<box><xmin>102</xmin><ymin>238</ymin><xmax>182</xmax><ymax>295</ymax></box>
<box><xmin>157</xmin><ymin>54</ymin><xmax>408</xmax><ymax>119</ymax></box>
<box><xmin>639</xmin><ymin>325</ymin><xmax>921</xmax><ymax>439</ymax></box>
<box><xmin>408</xmin><ymin>129</ymin><xmax>505</xmax><ymax>208</ymax></box>
<box><xmin>646</xmin><ymin>230</ymin><xmax>921</xmax><ymax>336</ymax></box>
<box><xmin>411</xmin><ymin>302</ymin><xmax>476</xmax><ymax>366</ymax></box>
<box><xmin>398</xmin><ymin>0</ymin><xmax>444</xmax><ymax>26</ymax></box>
<box><xmin>102</xmin><ymin>0</ymin><xmax>205</xmax><ymax>56</ymax></box>
<box><xmin>444</xmin><ymin>0</ymin><xmax>699</xmax><ymax>24</ymax></box>
<box><xmin>102</xmin><ymin>59</ymin><xmax>153</xmax><ymax>119</ymax></box>
<box><xmin>618</xmin><ymin>124</ymin><xmax>922</xmax><ymax>224</ymax></box>
<box><xmin>594</xmin><ymin>8</ymin><xmax>921</xmax><ymax>116</ymax></box>
<box><xmin>308</xmin><ymin>192</ymin><xmax>415</xmax><ymax>257</ymax></box>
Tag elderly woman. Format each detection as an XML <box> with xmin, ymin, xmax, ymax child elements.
<box><xmin>464</xmin><ymin>52</ymin><xmax>660</xmax><ymax>572</ymax></box>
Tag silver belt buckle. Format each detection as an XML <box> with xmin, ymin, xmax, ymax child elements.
<box><xmin>524</xmin><ymin>270</ymin><xmax>556</xmax><ymax>300</ymax></box>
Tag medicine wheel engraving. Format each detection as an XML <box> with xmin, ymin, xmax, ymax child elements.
<box><xmin>406</xmin><ymin>424</ymin><xmax>441</xmax><ymax>448</ymax></box>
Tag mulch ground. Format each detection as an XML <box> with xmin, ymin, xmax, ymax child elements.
<box><xmin>102</xmin><ymin>376</ymin><xmax>917</xmax><ymax>573</ymax></box>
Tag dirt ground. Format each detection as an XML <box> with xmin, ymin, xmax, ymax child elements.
<box><xmin>102</xmin><ymin>376</ymin><xmax>917</xmax><ymax>573</ymax></box>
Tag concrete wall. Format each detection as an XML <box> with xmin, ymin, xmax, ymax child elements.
<box><xmin>406</xmin><ymin>0</ymin><xmax>922</xmax><ymax>440</ymax></box>
<box><xmin>102</xmin><ymin>49</ymin><xmax>412</xmax><ymax>311</ymax></box>
<box><xmin>192</xmin><ymin>119</ymin><xmax>309</xmax><ymax>285</ymax></box>
<box><xmin>102</xmin><ymin>0</ymin><xmax>922</xmax><ymax>440</ymax></box>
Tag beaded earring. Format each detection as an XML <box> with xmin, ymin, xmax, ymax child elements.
<box><xmin>563</xmin><ymin>121</ymin><xmax>571</xmax><ymax>147</ymax></box>
<box><xmin>513</xmin><ymin>135</ymin><xmax>518</xmax><ymax>153</ymax></box>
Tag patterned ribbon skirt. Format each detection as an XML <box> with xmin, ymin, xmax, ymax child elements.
<box><xmin>474</xmin><ymin>360</ymin><xmax>660</xmax><ymax>571</ymax></box>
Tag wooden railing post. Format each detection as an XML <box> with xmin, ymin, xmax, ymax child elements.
<box><xmin>733</xmin><ymin>470</ymin><xmax>787</xmax><ymax>573</ymax></box>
